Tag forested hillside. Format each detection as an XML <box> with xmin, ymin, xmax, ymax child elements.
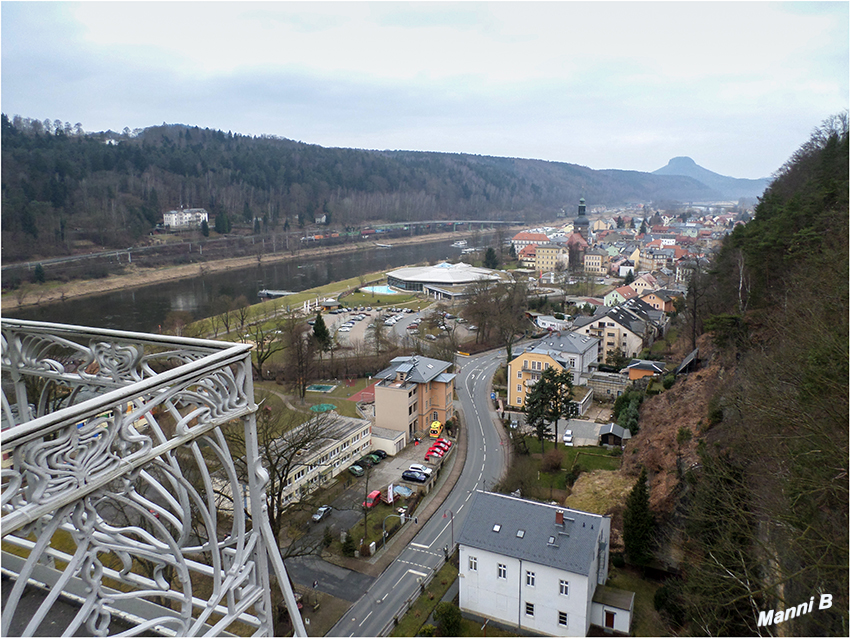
<box><xmin>651</xmin><ymin>113</ymin><xmax>848</xmax><ymax>635</ymax></box>
<box><xmin>1</xmin><ymin>115</ymin><xmax>718</xmax><ymax>263</ymax></box>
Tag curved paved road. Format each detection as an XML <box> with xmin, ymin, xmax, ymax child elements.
<box><xmin>328</xmin><ymin>349</ymin><xmax>509</xmax><ymax>637</ymax></box>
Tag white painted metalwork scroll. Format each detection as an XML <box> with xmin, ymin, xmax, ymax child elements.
<box><xmin>0</xmin><ymin>319</ymin><xmax>306</xmax><ymax>637</ymax></box>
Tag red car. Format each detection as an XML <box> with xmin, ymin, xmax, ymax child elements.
<box><xmin>426</xmin><ymin>447</ymin><xmax>446</xmax><ymax>458</ymax></box>
<box><xmin>436</xmin><ymin>438</ymin><xmax>453</xmax><ymax>448</ymax></box>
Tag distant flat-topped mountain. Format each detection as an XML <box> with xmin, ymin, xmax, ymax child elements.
<box><xmin>653</xmin><ymin>156</ymin><xmax>770</xmax><ymax>200</ymax></box>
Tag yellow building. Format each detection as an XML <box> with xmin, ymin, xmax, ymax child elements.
<box><xmin>507</xmin><ymin>351</ymin><xmax>563</xmax><ymax>408</ymax></box>
<box><xmin>535</xmin><ymin>242</ymin><xmax>569</xmax><ymax>274</ymax></box>
<box><xmin>583</xmin><ymin>249</ymin><xmax>608</xmax><ymax>274</ymax></box>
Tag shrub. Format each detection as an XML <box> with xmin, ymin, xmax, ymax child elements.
<box><xmin>662</xmin><ymin>373</ymin><xmax>676</xmax><ymax>389</ymax></box>
<box><xmin>541</xmin><ymin>448</ymin><xmax>564</xmax><ymax>473</ymax></box>
<box><xmin>342</xmin><ymin>534</ymin><xmax>355</xmax><ymax>557</ymax></box>
<box><xmin>434</xmin><ymin>603</ymin><xmax>462</xmax><ymax>637</ymax></box>
<box><xmin>323</xmin><ymin>526</ymin><xmax>333</xmax><ymax>548</ymax></box>
<box><xmin>33</xmin><ymin>263</ymin><xmax>45</xmax><ymax>284</ymax></box>
<box><xmin>654</xmin><ymin>582</ymin><xmax>686</xmax><ymax>626</ymax></box>
<box><xmin>611</xmin><ymin>553</ymin><xmax>626</xmax><ymax>568</ymax></box>
<box><xmin>420</xmin><ymin>624</ymin><xmax>436</xmax><ymax>637</ymax></box>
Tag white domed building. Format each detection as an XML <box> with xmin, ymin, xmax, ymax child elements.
<box><xmin>386</xmin><ymin>262</ymin><xmax>507</xmax><ymax>300</ymax></box>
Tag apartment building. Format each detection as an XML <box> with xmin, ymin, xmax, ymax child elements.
<box><xmin>507</xmin><ymin>332</ymin><xmax>600</xmax><ymax>408</ymax></box>
<box><xmin>535</xmin><ymin>242</ymin><xmax>569</xmax><ymax>274</ymax></box>
<box><xmin>458</xmin><ymin>492</ymin><xmax>633</xmax><ymax>636</ymax></box>
<box><xmin>163</xmin><ymin>207</ymin><xmax>208</xmax><ymax>228</ymax></box>
<box><xmin>374</xmin><ymin>356</ymin><xmax>455</xmax><ymax>445</ymax></box>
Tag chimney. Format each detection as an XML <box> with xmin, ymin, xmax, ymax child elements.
<box><xmin>556</xmin><ymin>510</ymin><xmax>564</xmax><ymax>525</ymax></box>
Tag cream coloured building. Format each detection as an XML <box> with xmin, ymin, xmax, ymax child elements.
<box><xmin>535</xmin><ymin>242</ymin><xmax>569</xmax><ymax>274</ymax></box>
<box><xmin>373</xmin><ymin>356</ymin><xmax>455</xmax><ymax>446</ymax></box>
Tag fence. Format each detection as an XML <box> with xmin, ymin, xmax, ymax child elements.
<box><xmin>1</xmin><ymin>319</ymin><xmax>306</xmax><ymax>636</ymax></box>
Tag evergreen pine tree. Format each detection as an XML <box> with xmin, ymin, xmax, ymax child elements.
<box><xmin>312</xmin><ymin>312</ymin><xmax>331</xmax><ymax>356</ymax></box>
<box><xmin>483</xmin><ymin>246</ymin><xmax>500</xmax><ymax>269</ymax></box>
<box><xmin>623</xmin><ymin>467</ymin><xmax>654</xmax><ymax>566</ymax></box>
<box><xmin>201</xmin><ymin>220</ymin><xmax>209</xmax><ymax>237</ymax></box>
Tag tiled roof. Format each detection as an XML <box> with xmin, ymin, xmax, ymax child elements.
<box><xmin>374</xmin><ymin>356</ymin><xmax>453</xmax><ymax>384</ymax></box>
<box><xmin>457</xmin><ymin>492</ymin><xmax>607</xmax><ymax>577</ymax></box>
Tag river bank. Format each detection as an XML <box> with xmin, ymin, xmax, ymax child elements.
<box><xmin>2</xmin><ymin>228</ymin><xmax>510</xmax><ymax>311</ymax></box>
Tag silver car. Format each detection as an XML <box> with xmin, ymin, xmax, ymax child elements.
<box><xmin>312</xmin><ymin>505</ymin><xmax>332</xmax><ymax>522</ymax></box>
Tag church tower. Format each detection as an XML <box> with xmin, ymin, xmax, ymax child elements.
<box><xmin>574</xmin><ymin>197</ymin><xmax>590</xmax><ymax>240</ymax></box>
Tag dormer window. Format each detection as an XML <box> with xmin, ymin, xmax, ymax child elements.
<box><xmin>493</xmin><ymin>524</ymin><xmax>501</xmax><ymax>533</ymax></box>
<box><xmin>516</xmin><ymin>529</ymin><xmax>525</xmax><ymax>538</ymax></box>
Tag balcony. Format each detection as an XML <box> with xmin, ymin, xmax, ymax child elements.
<box><xmin>1</xmin><ymin>320</ymin><xmax>305</xmax><ymax>636</ymax></box>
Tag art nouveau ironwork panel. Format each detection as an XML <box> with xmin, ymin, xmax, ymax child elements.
<box><xmin>1</xmin><ymin>319</ymin><xmax>306</xmax><ymax>636</ymax></box>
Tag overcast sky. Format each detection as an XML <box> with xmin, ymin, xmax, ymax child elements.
<box><xmin>2</xmin><ymin>2</ymin><xmax>847</xmax><ymax>178</ymax></box>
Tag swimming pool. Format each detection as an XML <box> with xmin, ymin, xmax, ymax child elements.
<box><xmin>306</xmin><ymin>384</ymin><xmax>337</xmax><ymax>393</ymax></box>
<box><xmin>360</xmin><ymin>285</ymin><xmax>401</xmax><ymax>295</ymax></box>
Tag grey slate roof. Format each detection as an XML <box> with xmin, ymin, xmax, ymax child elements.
<box><xmin>525</xmin><ymin>331</ymin><xmax>599</xmax><ymax>358</ymax></box>
<box><xmin>626</xmin><ymin>359</ymin><xmax>666</xmax><ymax>374</ymax></box>
<box><xmin>374</xmin><ymin>355</ymin><xmax>453</xmax><ymax>384</ymax></box>
<box><xmin>599</xmin><ymin>422</ymin><xmax>632</xmax><ymax>440</ymax></box>
<box><xmin>457</xmin><ymin>491</ymin><xmax>606</xmax><ymax>577</ymax></box>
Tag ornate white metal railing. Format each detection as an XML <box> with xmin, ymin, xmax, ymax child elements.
<box><xmin>0</xmin><ymin>319</ymin><xmax>306</xmax><ymax>637</ymax></box>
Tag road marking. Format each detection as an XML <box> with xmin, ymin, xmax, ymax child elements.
<box><xmin>360</xmin><ymin>610</ymin><xmax>372</xmax><ymax>625</ymax></box>
<box><xmin>408</xmin><ymin>569</ymin><xmax>428</xmax><ymax>578</ymax></box>
<box><xmin>456</xmin><ymin>503</ymin><xmax>464</xmax><ymax>513</ymax></box>
<box><xmin>465</xmin><ymin>491</ymin><xmax>473</xmax><ymax>501</ymax></box>
<box><xmin>410</xmin><ymin>542</ymin><xmax>429</xmax><ymax>549</ymax></box>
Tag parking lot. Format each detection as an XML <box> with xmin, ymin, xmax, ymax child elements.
<box><xmin>302</xmin><ymin>434</ymin><xmax>456</xmax><ymax>540</ymax></box>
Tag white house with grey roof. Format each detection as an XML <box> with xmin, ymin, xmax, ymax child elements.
<box><xmin>458</xmin><ymin>492</ymin><xmax>633</xmax><ymax>636</ymax></box>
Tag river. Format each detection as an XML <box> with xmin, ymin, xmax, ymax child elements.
<box><xmin>9</xmin><ymin>236</ymin><xmax>494</xmax><ymax>333</ymax></box>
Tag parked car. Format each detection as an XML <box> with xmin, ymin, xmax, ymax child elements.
<box><xmin>402</xmin><ymin>470</ymin><xmax>427</xmax><ymax>483</ymax></box>
<box><xmin>372</xmin><ymin>449</ymin><xmax>388</xmax><ymax>459</ymax></box>
<box><xmin>563</xmin><ymin>429</ymin><xmax>573</xmax><ymax>442</ymax></box>
<box><xmin>363</xmin><ymin>453</ymin><xmax>382</xmax><ymax>464</ymax></box>
<box><xmin>363</xmin><ymin>490</ymin><xmax>381</xmax><ymax>508</ymax></box>
<box><xmin>349</xmin><ymin>464</ymin><xmax>364</xmax><ymax>477</ymax></box>
<box><xmin>426</xmin><ymin>447</ymin><xmax>446</xmax><ymax>457</ymax></box>
<box><xmin>312</xmin><ymin>505</ymin><xmax>332</xmax><ymax>522</ymax></box>
<box><xmin>408</xmin><ymin>463</ymin><xmax>432</xmax><ymax>476</ymax></box>
<box><xmin>435</xmin><ymin>438</ymin><xmax>453</xmax><ymax>449</ymax></box>
<box><xmin>358</xmin><ymin>456</ymin><xmax>376</xmax><ymax>467</ymax></box>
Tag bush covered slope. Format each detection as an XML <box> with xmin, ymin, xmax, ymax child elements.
<box><xmin>673</xmin><ymin>114</ymin><xmax>848</xmax><ymax>636</ymax></box>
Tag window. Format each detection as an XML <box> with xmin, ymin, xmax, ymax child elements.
<box><xmin>432</xmin><ymin>411</ymin><xmax>438</xmax><ymax>421</ymax></box>
<box><xmin>468</xmin><ymin>556</ymin><xmax>477</xmax><ymax>572</ymax></box>
<box><xmin>497</xmin><ymin>564</ymin><xmax>506</xmax><ymax>579</ymax></box>
<box><xmin>525</xmin><ymin>602</ymin><xmax>534</xmax><ymax>617</ymax></box>
<box><xmin>517</xmin><ymin>385</ymin><xmax>522</xmax><ymax>393</ymax></box>
<box><xmin>517</xmin><ymin>370</ymin><xmax>522</xmax><ymax>378</ymax></box>
<box><xmin>559</xmin><ymin>579</ymin><xmax>569</xmax><ymax>596</ymax></box>
<box><xmin>516</xmin><ymin>397</ymin><xmax>522</xmax><ymax>405</ymax></box>
<box><xmin>526</xmin><ymin>571</ymin><xmax>535</xmax><ymax>586</ymax></box>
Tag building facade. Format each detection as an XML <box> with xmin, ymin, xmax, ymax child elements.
<box><xmin>374</xmin><ymin>356</ymin><xmax>455</xmax><ymax>445</ymax></box>
<box><xmin>507</xmin><ymin>332</ymin><xmax>600</xmax><ymax>407</ymax></box>
<box><xmin>535</xmin><ymin>242</ymin><xmax>569</xmax><ymax>274</ymax></box>
<box><xmin>458</xmin><ymin>492</ymin><xmax>632</xmax><ymax>637</ymax></box>
<box><xmin>163</xmin><ymin>207</ymin><xmax>209</xmax><ymax>228</ymax></box>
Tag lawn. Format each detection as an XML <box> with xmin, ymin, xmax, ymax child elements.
<box><xmin>389</xmin><ymin>561</ymin><xmax>459</xmax><ymax>637</ymax></box>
